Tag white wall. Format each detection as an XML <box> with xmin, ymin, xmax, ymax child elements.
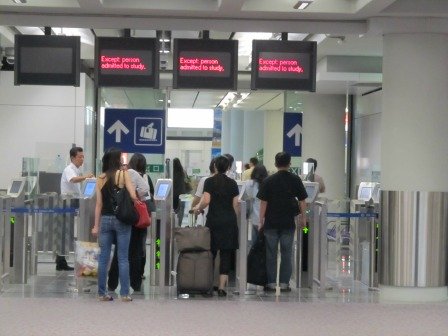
<box><xmin>165</xmin><ymin>139</ymin><xmax>212</xmax><ymax>176</ymax></box>
<box><xmin>301</xmin><ymin>94</ymin><xmax>347</xmax><ymax>200</ymax></box>
<box><xmin>352</xmin><ymin>91</ymin><xmax>382</xmax><ymax>196</ymax></box>
<box><xmin>0</xmin><ymin>71</ymin><xmax>88</xmax><ymax>189</ymax></box>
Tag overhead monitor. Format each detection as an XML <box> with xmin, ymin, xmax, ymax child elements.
<box><xmin>15</xmin><ymin>35</ymin><xmax>80</xmax><ymax>86</ymax></box>
<box><xmin>95</xmin><ymin>37</ymin><xmax>159</xmax><ymax>88</ymax></box>
<box><xmin>83</xmin><ymin>179</ymin><xmax>97</xmax><ymax>198</ymax></box>
<box><xmin>7</xmin><ymin>179</ymin><xmax>25</xmax><ymax>197</ymax></box>
<box><xmin>173</xmin><ymin>39</ymin><xmax>238</xmax><ymax>90</ymax></box>
<box><xmin>154</xmin><ymin>179</ymin><xmax>172</xmax><ymax>201</ymax></box>
<box><xmin>251</xmin><ymin>40</ymin><xmax>317</xmax><ymax>91</ymax></box>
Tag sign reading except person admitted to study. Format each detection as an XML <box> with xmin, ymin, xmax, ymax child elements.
<box><xmin>95</xmin><ymin>37</ymin><xmax>159</xmax><ymax>88</ymax></box>
<box><xmin>104</xmin><ymin>109</ymin><xmax>165</xmax><ymax>154</ymax></box>
<box><xmin>251</xmin><ymin>40</ymin><xmax>317</xmax><ymax>91</ymax></box>
<box><xmin>173</xmin><ymin>39</ymin><xmax>238</xmax><ymax>90</ymax></box>
<box><xmin>283</xmin><ymin>112</ymin><xmax>303</xmax><ymax>157</ymax></box>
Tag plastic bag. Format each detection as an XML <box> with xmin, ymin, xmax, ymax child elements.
<box><xmin>74</xmin><ymin>241</ymin><xmax>114</xmax><ymax>278</ymax></box>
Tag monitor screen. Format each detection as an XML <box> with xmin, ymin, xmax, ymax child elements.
<box><xmin>38</xmin><ymin>172</ymin><xmax>62</xmax><ymax>194</ymax></box>
<box><xmin>360</xmin><ymin>187</ymin><xmax>372</xmax><ymax>199</ymax></box>
<box><xmin>83</xmin><ymin>181</ymin><xmax>96</xmax><ymax>198</ymax></box>
<box><xmin>251</xmin><ymin>40</ymin><xmax>316</xmax><ymax>91</ymax></box>
<box><xmin>95</xmin><ymin>37</ymin><xmax>159</xmax><ymax>88</ymax></box>
<box><xmin>9</xmin><ymin>181</ymin><xmax>23</xmax><ymax>194</ymax></box>
<box><xmin>15</xmin><ymin>35</ymin><xmax>80</xmax><ymax>86</ymax></box>
<box><xmin>173</xmin><ymin>39</ymin><xmax>238</xmax><ymax>90</ymax></box>
<box><xmin>305</xmin><ymin>185</ymin><xmax>315</xmax><ymax>197</ymax></box>
<box><xmin>156</xmin><ymin>183</ymin><xmax>170</xmax><ymax>199</ymax></box>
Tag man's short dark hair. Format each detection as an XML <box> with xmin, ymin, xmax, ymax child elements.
<box><xmin>70</xmin><ymin>147</ymin><xmax>83</xmax><ymax>159</ymax></box>
<box><xmin>275</xmin><ymin>152</ymin><xmax>291</xmax><ymax>168</ymax></box>
<box><xmin>249</xmin><ymin>157</ymin><xmax>259</xmax><ymax>166</ymax></box>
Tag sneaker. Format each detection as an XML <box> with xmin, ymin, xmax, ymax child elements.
<box><xmin>280</xmin><ymin>286</ymin><xmax>291</xmax><ymax>293</ymax></box>
<box><xmin>121</xmin><ymin>295</ymin><xmax>133</xmax><ymax>302</ymax></box>
<box><xmin>98</xmin><ymin>295</ymin><xmax>113</xmax><ymax>301</ymax></box>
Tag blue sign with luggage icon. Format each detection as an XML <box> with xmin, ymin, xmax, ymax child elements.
<box><xmin>104</xmin><ymin>108</ymin><xmax>165</xmax><ymax>154</ymax></box>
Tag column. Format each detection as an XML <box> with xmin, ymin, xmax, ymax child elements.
<box><xmin>229</xmin><ymin>108</ymin><xmax>244</xmax><ymax>161</ymax></box>
<box><xmin>379</xmin><ymin>31</ymin><xmax>448</xmax><ymax>301</ymax></box>
<box><xmin>243</xmin><ymin>110</ymin><xmax>264</xmax><ymax>163</ymax></box>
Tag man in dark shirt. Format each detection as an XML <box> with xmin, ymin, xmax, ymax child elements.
<box><xmin>257</xmin><ymin>152</ymin><xmax>307</xmax><ymax>292</ymax></box>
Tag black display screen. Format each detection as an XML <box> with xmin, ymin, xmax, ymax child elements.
<box><xmin>251</xmin><ymin>40</ymin><xmax>317</xmax><ymax>91</ymax></box>
<box><xmin>95</xmin><ymin>37</ymin><xmax>159</xmax><ymax>88</ymax></box>
<box><xmin>173</xmin><ymin>39</ymin><xmax>238</xmax><ymax>90</ymax></box>
<box><xmin>14</xmin><ymin>35</ymin><xmax>80</xmax><ymax>86</ymax></box>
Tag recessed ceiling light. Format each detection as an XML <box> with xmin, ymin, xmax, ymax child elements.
<box><xmin>293</xmin><ymin>1</ymin><xmax>313</xmax><ymax>10</ymax></box>
<box><xmin>12</xmin><ymin>0</ymin><xmax>27</xmax><ymax>3</ymax></box>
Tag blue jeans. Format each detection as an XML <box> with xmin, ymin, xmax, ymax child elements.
<box><xmin>264</xmin><ymin>228</ymin><xmax>295</xmax><ymax>288</ymax></box>
<box><xmin>98</xmin><ymin>215</ymin><xmax>132</xmax><ymax>296</ymax></box>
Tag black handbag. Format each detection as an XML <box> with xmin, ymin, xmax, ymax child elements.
<box><xmin>247</xmin><ymin>232</ymin><xmax>267</xmax><ymax>286</ymax></box>
<box><xmin>112</xmin><ymin>171</ymin><xmax>138</xmax><ymax>225</ymax></box>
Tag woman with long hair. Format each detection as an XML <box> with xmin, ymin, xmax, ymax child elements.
<box><xmin>172</xmin><ymin>157</ymin><xmax>190</xmax><ymax>225</ymax></box>
<box><xmin>91</xmin><ymin>148</ymin><xmax>137</xmax><ymax>302</ymax></box>
<box><xmin>240</xmin><ymin>164</ymin><xmax>268</xmax><ymax>244</ymax></box>
<box><xmin>107</xmin><ymin>153</ymin><xmax>151</xmax><ymax>292</ymax></box>
<box><xmin>193</xmin><ymin>155</ymin><xmax>239</xmax><ymax>297</ymax></box>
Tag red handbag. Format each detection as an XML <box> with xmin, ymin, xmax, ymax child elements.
<box><xmin>134</xmin><ymin>200</ymin><xmax>151</xmax><ymax>229</ymax></box>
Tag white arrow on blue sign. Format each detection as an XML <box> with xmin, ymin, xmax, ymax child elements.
<box><xmin>283</xmin><ymin>112</ymin><xmax>303</xmax><ymax>156</ymax></box>
<box><xmin>104</xmin><ymin>108</ymin><xmax>166</xmax><ymax>154</ymax></box>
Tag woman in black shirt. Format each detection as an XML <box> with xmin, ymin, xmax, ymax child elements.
<box><xmin>193</xmin><ymin>155</ymin><xmax>239</xmax><ymax>297</ymax></box>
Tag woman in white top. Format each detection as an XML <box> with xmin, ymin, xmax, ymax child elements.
<box><xmin>239</xmin><ymin>164</ymin><xmax>268</xmax><ymax>244</ymax></box>
<box><xmin>191</xmin><ymin>158</ymin><xmax>216</xmax><ymax>224</ymax></box>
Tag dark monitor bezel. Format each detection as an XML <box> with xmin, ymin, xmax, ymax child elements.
<box><xmin>173</xmin><ymin>38</ymin><xmax>238</xmax><ymax>90</ymax></box>
<box><xmin>251</xmin><ymin>40</ymin><xmax>317</xmax><ymax>91</ymax></box>
<box><xmin>14</xmin><ymin>34</ymin><xmax>80</xmax><ymax>86</ymax></box>
<box><xmin>95</xmin><ymin>37</ymin><xmax>159</xmax><ymax>88</ymax></box>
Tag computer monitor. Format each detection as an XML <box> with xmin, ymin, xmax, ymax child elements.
<box><xmin>7</xmin><ymin>179</ymin><xmax>25</xmax><ymax>197</ymax></box>
<box><xmin>154</xmin><ymin>179</ymin><xmax>172</xmax><ymax>200</ymax></box>
<box><xmin>359</xmin><ymin>187</ymin><xmax>372</xmax><ymax>200</ymax></box>
<box><xmin>83</xmin><ymin>179</ymin><xmax>97</xmax><ymax>198</ymax></box>
<box><xmin>38</xmin><ymin>171</ymin><xmax>62</xmax><ymax>194</ymax></box>
<box><xmin>303</xmin><ymin>181</ymin><xmax>319</xmax><ymax>203</ymax></box>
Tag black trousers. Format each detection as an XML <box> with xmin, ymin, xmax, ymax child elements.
<box><xmin>108</xmin><ymin>227</ymin><xmax>146</xmax><ymax>291</ymax></box>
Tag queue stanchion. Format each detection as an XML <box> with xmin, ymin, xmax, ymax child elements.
<box><xmin>0</xmin><ymin>196</ymin><xmax>12</xmax><ymax>290</ymax></box>
<box><xmin>233</xmin><ymin>200</ymin><xmax>248</xmax><ymax>295</ymax></box>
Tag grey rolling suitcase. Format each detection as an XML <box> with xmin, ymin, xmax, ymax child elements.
<box><xmin>175</xmin><ymin>211</ymin><xmax>213</xmax><ymax>296</ymax></box>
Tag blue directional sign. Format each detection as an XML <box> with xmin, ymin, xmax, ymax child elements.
<box><xmin>283</xmin><ymin>112</ymin><xmax>302</xmax><ymax>157</ymax></box>
<box><xmin>104</xmin><ymin>108</ymin><xmax>165</xmax><ymax>154</ymax></box>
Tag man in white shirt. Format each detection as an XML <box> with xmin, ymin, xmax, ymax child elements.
<box><xmin>57</xmin><ymin>147</ymin><xmax>94</xmax><ymax>271</ymax></box>
<box><xmin>60</xmin><ymin>147</ymin><xmax>94</xmax><ymax>196</ymax></box>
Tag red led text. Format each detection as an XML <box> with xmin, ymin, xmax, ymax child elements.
<box><xmin>258</xmin><ymin>58</ymin><xmax>304</xmax><ymax>74</ymax></box>
<box><xmin>101</xmin><ymin>55</ymin><xmax>147</xmax><ymax>71</ymax></box>
<box><xmin>179</xmin><ymin>57</ymin><xmax>225</xmax><ymax>72</ymax></box>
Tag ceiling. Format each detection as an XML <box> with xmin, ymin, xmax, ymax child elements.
<box><xmin>1</xmin><ymin>0</ymin><xmax>448</xmax><ymax>111</ymax></box>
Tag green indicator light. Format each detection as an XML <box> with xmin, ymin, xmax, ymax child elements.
<box><xmin>156</xmin><ymin>239</ymin><xmax>161</xmax><ymax>246</ymax></box>
<box><xmin>10</xmin><ymin>216</ymin><xmax>15</xmax><ymax>225</ymax></box>
<box><xmin>156</xmin><ymin>251</ymin><xmax>161</xmax><ymax>258</ymax></box>
<box><xmin>376</xmin><ymin>224</ymin><xmax>379</xmax><ymax>228</ymax></box>
<box><xmin>155</xmin><ymin>262</ymin><xmax>160</xmax><ymax>269</ymax></box>
<box><xmin>302</xmin><ymin>227</ymin><xmax>309</xmax><ymax>234</ymax></box>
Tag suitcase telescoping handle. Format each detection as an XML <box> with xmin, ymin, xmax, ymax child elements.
<box><xmin>188</xmin><ymin>209</ymin><xmax>205</xmax><ymax>227</ymax></box>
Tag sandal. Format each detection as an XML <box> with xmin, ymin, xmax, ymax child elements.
<box><xmin>121</xmin><ymin>295</ymin><xmax>133</xmax><ymax>302</ymax></box>
<box><xmin>98</xmin><ymin>295</ymin><xmax>113</xmax><ymax>301</ymax></box>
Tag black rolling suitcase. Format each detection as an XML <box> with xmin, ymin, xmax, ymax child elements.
<box><xmin>174</xmin><ymin>211</ymin><xmax>213</xmax><ymax>296</ymax></box>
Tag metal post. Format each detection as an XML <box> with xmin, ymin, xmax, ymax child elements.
<box><xmin>234</xmin><ymin>200</ymin><xmax>247</xmax><ymax>295</ymax></box>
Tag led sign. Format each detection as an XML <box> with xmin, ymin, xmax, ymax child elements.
<box><xmin>15</xmin><ymin>35</ymin><xmax>80</xmax><ymax>86</ymax></box>
<box><xmin>251</xmin><ymin>40</ymin><xmax>317</xmax><ymax>91</ymax></box>
<box><xmin>173</xmin><ymin>39</ymin><xmax>238</xmax><ymax>90</ymax></box>
<box><xmin>95</xmin><ymin>37</ymin><xmax>159</xmax><ymax>88</ymax></box>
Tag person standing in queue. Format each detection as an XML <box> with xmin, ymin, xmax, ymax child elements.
<box><xmin>91</xmin><ymin>148</ymin><xmax>138</xmax><ymax>302</ymax></box>
<box><xmin>107</xmin><ymin>153</ymin><xmax>149</xmax><ymax>292</ymax></box>
<box><xmin>58</xmin><ymin>146</ymin><xmax>94</xmax><ymax>271</ymax></box>
<box><xmin>193</xmin><ymin>155</ymin><xmax>239</xmax><ymax>297</ymax></box>
<box><xmin>257</xmin><ymin>152</ymin><xmax>307</xmax><ymax>293</ymax></box>
<box><xmin>172</xmin><ymin>158</ymin><xmax>191</xmax><ymax>226</ymax></box>
<box><xmin>304</xmin><ymin>157</ymin><xmax>326</xmax><ymax>194</ymax></box>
